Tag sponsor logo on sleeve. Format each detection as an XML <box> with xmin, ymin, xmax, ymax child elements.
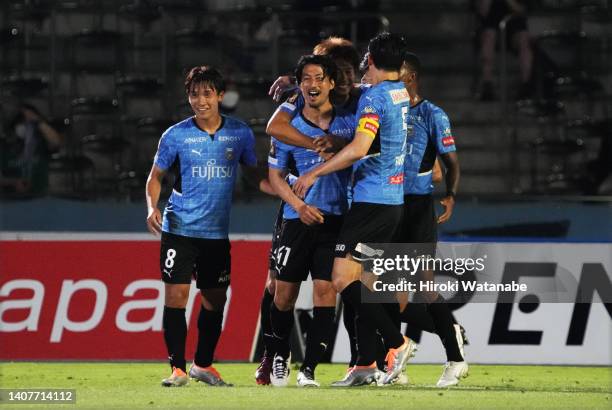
<box><xmin>389</xmin><ymin>88</ymin><xmax>410</xmax><ymax>104</ymax></box>
<box><xmin>388</xmin><ymin>173</ymin><xmax>405</xmax><ymax>184</ymax></box>
<box><xmin>442</xmin><ymin>136</ymin><xmax>455</xmax><ymax>147</ymax></box>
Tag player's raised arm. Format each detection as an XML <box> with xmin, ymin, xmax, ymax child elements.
<box><xmin>266</xmin><ymin>93</ymin><xmax>317</xmax><ymax>150</ymax></box>
<box><xmin>145</xmin><ymin>165</ymin><xmax>165</xmax><ymax>235</ymax></box>
<box><xmin>293</xmin><ymin>93</ymin><xmax>381</xmax><ymax>198</ymax></box>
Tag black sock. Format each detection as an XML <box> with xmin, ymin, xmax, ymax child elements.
<box><xmin>428</xmin><ymin>295</ymin><xmax>463</xmax><ymax>362</ymax></box>
<box><xmin>341</xmin><ymin>281</ymin><xmax>404</xmax><ymax>349</ymax></box>
<box><xmin>162</xmin><ymin>306</ymin><xmax>187</xmax><ymax>372</ymax></box>
<box><xmin>342</xmin><ymin>302</ymin><xmax>358</xmax><ymax>367</ymax></box>
<box><xmin>301</xmin><ymin>307</ymin><xmax>335</xmax><ymax>372</ymax></box>
<box><xmin>259</xmin><ymin>288</ymin><xmax>275</xmax><ymax>357</ymax></box>
<box><xmin>194</xmin><ymin>307</ymin><xmax>224</xmax><ymax>368</ymax></box>
<box><xmin>401</xmin><ymin>303</ymin><xmax>436</xmax><ymax>333</ymax></box>
<box><xmin>270</xmin><ymin>303</ymin><xmax>294</xmax><ymax>358</ymax></box>
<box><xmin>355</xmin><ymin>313</ymin><xmax>378</xmax><ymax>366</ymax></box>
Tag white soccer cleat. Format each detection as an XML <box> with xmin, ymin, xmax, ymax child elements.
<box><xmin>296</xmin><ymin>367</ymin><xmax>320</xmax><ymax>387</ymax></box>
<box><xmin>436</xmin><ymin>361</ymin><xmax>469</xmax><ymax>388</ymax></box>
<box><xmin>270</xmin><ymin>354</ymin><xmax>291</xmax><ymax>387</ymax></box>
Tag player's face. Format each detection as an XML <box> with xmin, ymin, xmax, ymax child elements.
<box><xmin>299</xmin><ymin>64</ymin><xmax>334</xmax><ymax>108</ymax></box>
<box><xmin>188</xmin><ymin>82</ymin><xmax>224</xmax><ymax>121</ymax></box>
<box><xmin>333</xmin><ymin>59</ymin><xmax>355</xmax><ymax>99</ymax></box>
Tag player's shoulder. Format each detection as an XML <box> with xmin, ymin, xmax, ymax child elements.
<box><xmin>222</xmin><ymin>115</ymin><xmax>253</xmax><ymax>135</ymax></box>
<box><xmin>422</xmin><ymin>100</ymin><xmax>451</xmax><ymax>122</ymax></box>
<box><xmin>161</xmin><ymin>117</ymin><xmax>194</xmax><ymax>139</ymax></box>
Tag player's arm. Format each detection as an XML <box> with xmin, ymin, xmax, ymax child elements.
<box><xmin>145</xmin><ymin>165</ymin><xmax>166</xmax><ymax>235</ymax></box>
<box><xmin>268</xmin><ymin>75</ymin><xmax>298</xmax><ymax>102</ymax></box>
<box><xmin>438</xmin><ymin>151</ymin><xmax>460</xmax><ymax>224</ymax></box>
<box><xmin>242</xmin><ymin>165</ymin><xmax>277</xmax><ymax>196</ymax></box>
<box><xmin>266</xmin><ymin>107</ymin><xmax>316</xmax><ymax>150</ymax></box>
<box><xmin>269</xmin><ymin>168</ymin><xmax>324</xmax><ymax>225</ymax></box>
<box><xmin>293</xmin><ymin>130</ymin><xmax>373</xmax><ymax>199</ymax></box>
<box><xmin>432</xmin><ymin>158</ymin><xmax>443</xmax><ymax>183</ymax></box>
<box><xmin>431</xmin><ymin>108</ymin><xmax>460</xmax><ymax>224</ymax></box>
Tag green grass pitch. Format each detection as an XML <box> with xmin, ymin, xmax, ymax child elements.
<box><xmin>0</xmin><ymin>362</ymin><xmax>610</xmax><ymax>409</ymax></box>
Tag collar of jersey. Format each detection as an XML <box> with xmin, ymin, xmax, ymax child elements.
<box><xmin>298</xmin><ymin>106</ymin><xmax>335</xmax><ymax>133</ymax></box>
<box><xmin>190</xmin><ymin>114</ymin><xmax>226</xmax><ymax>139</ymax></box>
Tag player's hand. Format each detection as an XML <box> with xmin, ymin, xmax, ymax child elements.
<box><xmin>146</xmin><ymin>207</ymin><xmax>163</xmax><ymax>235</ymax></box>
<box><xmin>268</xmin><ymin>76</ymin><xmax>293</xmax><ymax>102</ymax></box>
<box><xmin>437</xmin><ymin>195</ymin><xmax>455</xmax><ymax>224</ymax></box>
<box><xmin>314</xmin><ymin>134</ymin><xmax>347</xmax><ymax>155</ymax></box>
<box><xmin>293</xmin><ymin>171</ymin><xmax>317</xmax><ymax>199</ymax></box>
<box><xmin>297</xmin><ymin>203</ymin><xmax>324</xmax><ymax>225</ymax></box>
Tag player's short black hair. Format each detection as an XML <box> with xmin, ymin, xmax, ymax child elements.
<box><xmin>367</xmin><ymin>32</ymin><xmax>407</xmax><ymax>72</ymax></box>
<box><xmin>403</xmin><ymin>52</ymin><xmax>422</xmax><ymax>76</ymax></box>
<box><xmin>294</xmin><ymin>54</ymin><xmax>337</xmax><ymax>85</ymax></box>
<box><xmin>184</xmin><ymin>66</ymin><xmax>226</xmax><ymax>94</ymax></box>
<box><xmin>313</xmin><ymin>37</ymin><xmax>360</xmax><ymax>73</ymax></box>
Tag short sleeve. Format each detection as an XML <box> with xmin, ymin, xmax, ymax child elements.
<box><xmin>278</xmin><ymin>91</ymin><xmax>303</xmax><ymax>120</ymax></box>
<box><xmin>239</xmin><ymin>126</ymin><xmax>258</xmax><ymax>166</ymax></box>
<box><xmin>268</xmin><ymin>137</ymin><xmax>291</xmax><ymax>170</ymax></box>
<box><xmin>431</xmin><ymin>108</ymin><xmax>456</xmax><ymax>154</ymax></box>
<box><xmin>153</xmin><ymin>130</ymin><xmax>177</xmax><ymax>170</ymax></box>
<box><xmin>355</xmin><ymin>92</ymin><xmax>384</xmax><ymax>139</ymax></box>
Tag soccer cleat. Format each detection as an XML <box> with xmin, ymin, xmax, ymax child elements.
<box><xmin>296</xmin><ymin>367</ymin><xmax>320</xmax><ymax>387</ymax></box>
<box><xmin>270</xmin><ymin>354</ymin><xmax>290</xmax><ymax>387</ymax></box>
<box><xmin>161</xmin><ymin>366</ymin><xmax>189</xmax><ymax>387</ymax></box>
<box><xmin>189</xmin><ymin>363</ymin><xmax>231</xmax><ymax>386</ymax></box>
<box><xmin>330</xmin><ymin>363</ymin><xmax>378</xmax><ymax>387</ymax></box>
<box><xmin>382</xmin><ymin>336</ymin><xmax>417</xmax><ymax>385</ymax></box>
<box><xmin>255</xmin><ymin>354</ymin><xmax>273</xmax><ymax>385</ymax></box>
<box><xmin>436</xmin><ymin>361</ymin><xmax>469</xmax><ymax>388</ymax></box>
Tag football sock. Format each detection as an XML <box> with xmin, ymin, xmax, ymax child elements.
<box><xmin>259</xmin><ymin>288</ymin><xmax>275</xmax><ymax>356</ymax></box>
<box><xmin>301</xmin><ymin>306</ymin><xmax>335</xmax><ymax>372</ymax></box>
<box><xmin>342</xmin><ymin>302</ymin><xmax>359</xmax><ymax>367</ymax></box>
<box><xmin>401</xmin><ymin>302</ymin><xmax>436</xmax><ymax>333</ymax></box>
<box><xmin>340</xmin><ymin>280</ymin><xmax>404</xmax><ymax>350</ymax></box>
<box><xmin>194</xmin><ymin>307</ymin><xmax>223</xmax><ymax>368</ymax></box>
<box><xmin>162</xmin><ymin>306</ymin><xmax>187</xmax><ymax>372</ymax></box>
<box><xmin>428</xmin><ymin>295</ymin><xmax>464</xmax><ymax>362</ymax></box>
<box><xmin>355</xmin><ymin>313</ymin><xmax>379</xmax><ymax>366</ymax></box>
<box><xmin>270</xmin><ymin>303</ymin><xmax>294</xmax><ymax>358</ymax></box>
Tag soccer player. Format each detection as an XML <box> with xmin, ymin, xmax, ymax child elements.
<box><xmin>267</xmin><ymin>54</ymin><xmax>356</xmax><ymax>387</ymax></box>
<box><xmin>255</xmin><ymin>37</ymin><xmax>362</xmax><ymax>385</ymax></box>
<box><xmin>293</xmin><ymin>32</ymin><xmax>416</xmax><ymax>386</ymax></box>
<box><xmin>146</xmin><ymin>66</ymin><xmax>269</xmax><ymax>387</ymax></box>
<box><xmin>396</xmin><ymin>52</ymin><xmax>468</xmax><ymax>387</ymax></box>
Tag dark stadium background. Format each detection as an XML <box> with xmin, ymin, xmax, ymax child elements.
<box><xmin>1</xmin><ymin>0</ymin><xmax>610</xmax><ymax>367</ymax></box>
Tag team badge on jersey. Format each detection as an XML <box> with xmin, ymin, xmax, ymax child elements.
<box><xmin>225</xmin><ymin>147</ymin><xmax>234</xmax><ymax>160</ymax></box>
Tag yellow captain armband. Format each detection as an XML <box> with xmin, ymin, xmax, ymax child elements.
<box><xmin>357</xmin><ymin>115</ymin><xmax>379</xmax><ymax>139</ymax></box>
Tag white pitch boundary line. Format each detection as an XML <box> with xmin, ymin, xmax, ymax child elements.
<box><xmin>0</xmin><ymin>232</ymin><xmax>273</xmax><ymax>241</ymax></box>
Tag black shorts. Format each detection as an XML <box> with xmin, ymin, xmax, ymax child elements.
<box><xmin>335</xmin><ymin>202</ymin><xmax>403</xmax><ymax>259</ymax></box>
<box><xmin>274</xmin><ymin>215</ymin><xmax>343</xmax><ymax>283</ymax></box>
<box><xmin>394</xmin><ymin>194</ymin><xmax>437</xmax><ymax>256</ymax></box>
<box><xmin>268</xmin><ymin>200</ymin><xmax>285</xmax><ymax>271</ymax></box>
<box><xmin>160</xmin><ymin>231</ymin><xmax>231</xmax><ymax>289</ymax></box>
